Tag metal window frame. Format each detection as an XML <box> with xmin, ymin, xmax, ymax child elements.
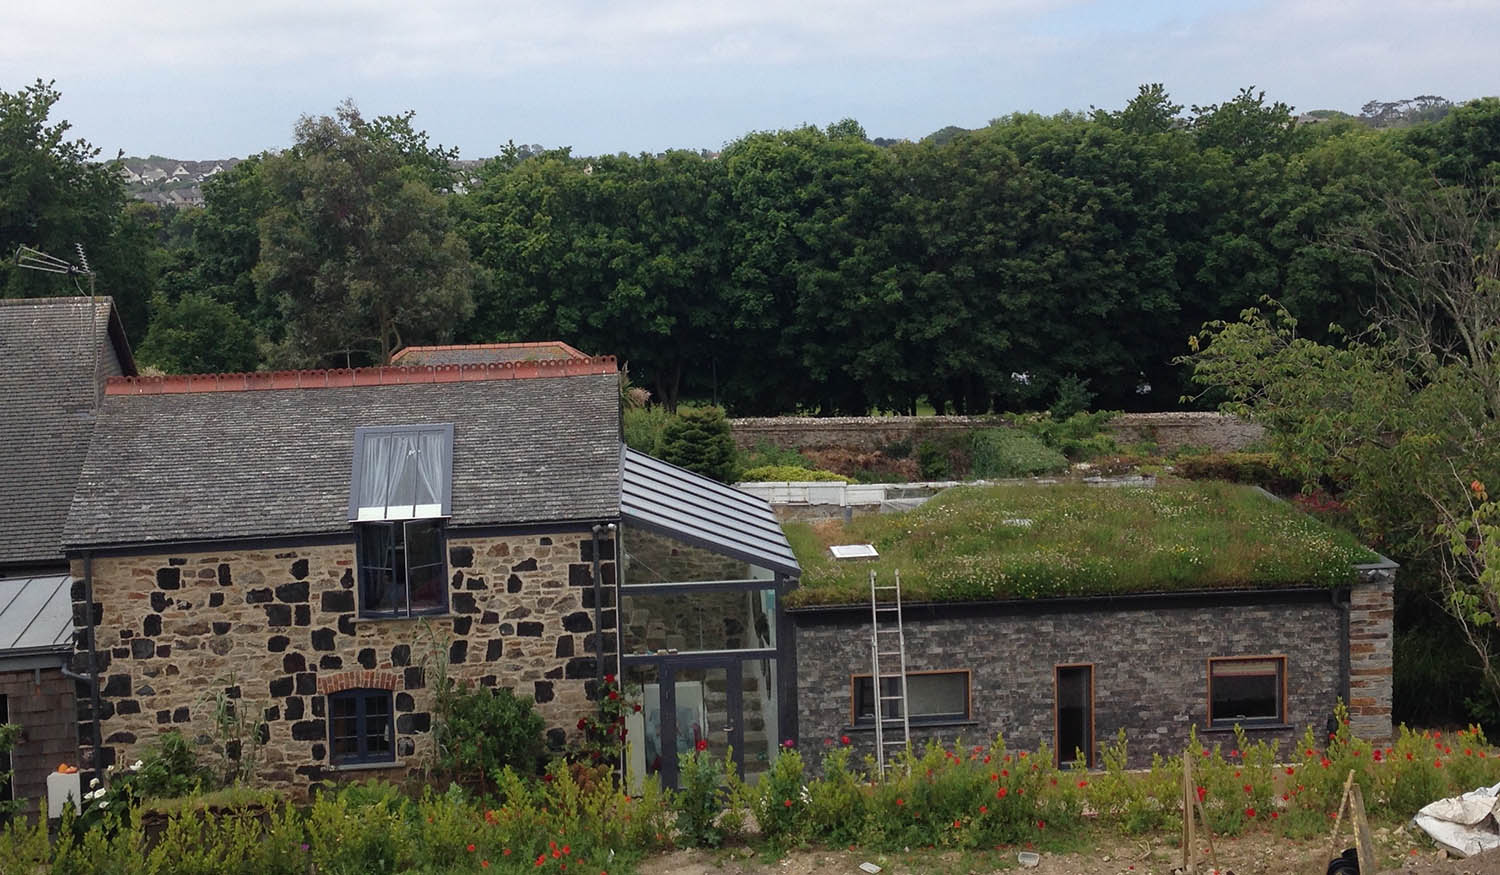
<box><xmin>355</xmin><ymin>520</ymin><xmax>450</xmax><ymax>619</ymax></box>
<box><xmin>348</xmin><ymin>423</ymin><xmax>455</xmax><ymax>521</ymax></box>
<box><xmin>327</xmin><ymin>688</ymin><xmax>396</xmax><ymax>766</ymax></box>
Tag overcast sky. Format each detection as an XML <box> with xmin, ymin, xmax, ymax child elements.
<box><xmin>5</xmin><ymin>0</ymin><xmax>1498</xmax><ymax>160</ymax></box>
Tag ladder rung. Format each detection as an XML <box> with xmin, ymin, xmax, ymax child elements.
<box><xmin>878</xmin><ymin>695</ymin><xmax>905</xmax><ymax>702</ymax></box>
<box><xmin>876</xmin><ymin>650</ymin><xmax>902</xmax><ymax>657</ymax></box>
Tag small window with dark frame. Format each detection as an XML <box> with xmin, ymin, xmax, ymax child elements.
<box><xmin>852</xmin><ymin>671</ymin><xmax>970</xmax><ymax>725</ymax></box>
<box><xmin>328</xmin><ymin>689</ymin><xmax>395</xmax><ymax>766</ymax></box>
<box><xmin>1208</xmin><ymin>656</ymin><xmax>1286</xmax><ymax>727</ymax></box>
<box><xmin>350</xmin><ymin>424</ymin><xmax>453</xmax><ymax>618</ymax></box>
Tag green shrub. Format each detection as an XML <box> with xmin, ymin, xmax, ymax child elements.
<box><xmin>1017</xmin><ymin>410</ymin><xmax>1121</xmax><ymax>460</ymax></box>
<box><xmin>805</xmin><ymin>745</ymin><xmax>866</xmax><ymax>845</ymax></box>
<box><xmin>739</xmin><ymin>440</ymin><xmax>812</xmax><ymax>470</ymax></box>
<box><xmin>739</xmin><ymin>465</ymin><xmax>845</xmax><ymax>482</ymax></box>
<box><xmin>1174</xmin><ymin>451</ymin><xmax>1300</xmax><ymax>493</ymax></box>
<box><xmin>434</xmin><ymin>683</ymin><xmax>546</xmax><ymax>785</ymax></box>
<box><xmin>134</xmin><ymin>729</ymin><xmax>209</xmax><ymax>799</ymax></box>
<box><xmin>916</xmin><ymin>440</ymin><xmax>950</xmax><ymax>480</ymax></box>
<box><xmin>1048</xmin><ymin>374</ymin><xmax>1095</xmax><ymax>420</ymax></box>
<box><xmin>755</xmin><ymin>746</ymin><xmax>807</xmax><ymax>847</ymax></box>
<box><xmin>967</xmin><ymin>429</ymin><xmax>1069</xmax><ymax>478</ymax></box>
<box><xmin>658</xmin><ymin>406</ymin><xmax>739</xmax><ymax>483</ymax></box>
<box><xmin>623</xmin><ymin>405</ymin><xmax>673</xmax><ymax>455</ymax></box>
<box><xmin>674</xmin><ymin>747</ymin><xmax>729</xmax><ymax>847</ymax></box>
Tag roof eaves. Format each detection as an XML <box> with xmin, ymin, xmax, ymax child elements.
<box><xmin>104</xmin><ymin>356</ymin><xmax>618</xmax><ymax>396</ymax></box>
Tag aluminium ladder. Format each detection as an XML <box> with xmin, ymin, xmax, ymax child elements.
<box><xmin>868</xmin><ymin>569</ymin><xmax>911</xmax><ymax>775</ymax></box>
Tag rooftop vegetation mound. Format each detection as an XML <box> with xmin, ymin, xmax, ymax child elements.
<box><xmin>785</xmin><ymin>481</ymin><xmax>1380</xmax><ymax>606</ymax></box>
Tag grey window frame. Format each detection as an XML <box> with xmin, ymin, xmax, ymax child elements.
<box><xmin>356</xmin><ymin>519</ymin><xmax>449</xmax><ymax>618</ymax></box>
<box><xmin>328</xmin><ymin>688</ymin><xmax>395</xmax><ymax>766</ymax></box>
<box><xmin>851</xmin><ymin>669</ymin><xmax>971</xmax><ymax>726</ymax></box>
<box><xmin>348</xmin><ymin>424</ymin><xmax>455</xmax><ymax>522</ymax></box>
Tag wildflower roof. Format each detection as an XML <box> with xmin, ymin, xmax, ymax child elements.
<box><xmin>784</xmin><ymin>481</ymin><xmax>1381</xmax><ymax>607</ymax></box>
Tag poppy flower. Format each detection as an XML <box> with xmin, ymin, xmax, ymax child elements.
<box><xmin>997</xmin><ymin>788</ymin><xmax>1008</xmax><ymax>798</ymax></box>
<box><xmin>468</xmin><ymin>844</ymin><xmax>476</xmax><ymax>853</ymax></box>
<box><xmin>695</xmin><ymin>739</ymin><xmax>707</xmax><ymax>752</ymax></box>
<box><xmin>979</xmin><ymin>805</ymin><xmax>988</xmax><ymax>814</ymax></box>
<box><xmin>1245</xmin><ymin>807</ymin><xmax>1256</xmax><ymax>818</ymax></box>
<box><xmin>841</xmin><ymin>735</ymin><xmax>851</xmax><ymax>745</ymax></box>
<box><xmin>1243</xmin><ymin>784</ymin><xmax>1252</xmax><ymax>794</ymax></box>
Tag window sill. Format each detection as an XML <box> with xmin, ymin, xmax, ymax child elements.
<box><xmin>1203</xmin><ymin>722</ymin><xmax>1294</xmax><ymax>733</ymax></box>
<box><xmin>844</xmin><ymin>719</ymin><xmax>979</xmax><ymax>733</ymax></box>
<box><xmin>328</xmin><ymin>759</ymin><xmax>404</xmax><ymax>773</ymax></box>
<box><xmin>356</xmin><ymin>612</ymin><xmax>451</xmax><ymax>623</ymax></box>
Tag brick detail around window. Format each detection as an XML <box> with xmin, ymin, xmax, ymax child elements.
<box><xmin>318</xmin><ymin>671</ymin><xmax>400</xmax><ymax>695</ymax></box>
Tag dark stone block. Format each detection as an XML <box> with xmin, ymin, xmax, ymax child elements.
<box><xmin>285</xmin><ymin>697</ymin><xmax>304</xmax><ymax>720</ymax></box>
<box><xmin>168</xmin><ymin>557</ymin><xmax>187</xmax><ymax>566</ymax></box>
<box><xmin>321</xmin><ymin>591</ymin><xmax>354</xmax><ymax>613</ymax></box>
<box><xmin>156</xmin><ymin>710</ymin><xmax>171</xmax><ymax>725</ymax></box>
<box><xmin>246</xmin><ymin>588</ymin><xmax>273</xmax><ymax>604</ymax></box>
<box><xmin>294</xmin><ymin>605</ymin><xmax>310</xmax><ymax>627</ymax></box>
<box><xmin>209</xmin><ymin>593</ymin><xmax>224</xmax><ymax>608</ymax></box>
<box><xmin>534</xmin><ymin>681</ymin><xmax>554</xmax><ymax>703</ymax></box>
<box><xmin>268</xmin><ymin>677</ymin><xmax>294</xmax><ymax>697</ymax></box>
<box><xmin>452</xmin><ymin>617</ymin><xmax>472</xmax><ymax>636</ymax></box>
<box><xmin>156</xmin><ymin>568</ymin><xmax>180</xmax><ymax>590</ymax></box>
<box><xmin>311</xmin><ymin>743</ymin><xmax>325</xmax><ymax>761</ymax></box>
<box><xmin>276</xmin><ymin>581</ymin><xmax>309</xmax><ymax>603</ymax></box>
<box><xmin>507</xmin><ymin>574</ymin><xmax>523</xmax><ymax>593</ymax></box>
<box><xmin>486</xmin><ymin>639</ymin><xmax>503</xmax><ymax>661</ymax></box>
<box><xmin>466</xmin><ymin>576</ymin><xmax>487</xmax><ymax>591</ymax></box>
<box><xmin>143</xmin><ymin>615</ymin><xmax>161</xmax><ymax>636</ymax></box>
<box><xmin>291</xmin><ymin>559</ymin><xmax>309</xmax><ymax>580</ymax></box>
<box><xmin>102</xmin><ymin>674</ymin><xmax>131</xmax><ymax>697</ymax></box>
<box><xmin>564</xmin><ymin>657</ymin><xmax>596</xmax><ymax>679</ymax></box>
<box><xmin>310</xmin><ymin>628</ymin><xmax>335</xmax><ymax>651</ymax></box>
<box><xmin>555</xmin><ymin>636</ymin><xmax>574</xmax><ymax>658</ymax></box>
<box><xmin>116</xmin><ymin>699</ymin><xmax>141</xmax><ymax>715</ymax></box>
<box><xmin>499</xmin><ymin>623</ymin><xmax>514</xmax><ymax>635</ymax></box>
<box><xmin>338</xmin><ymin>614</ymin><xmax>356</xmax><ymax>636</ymax></box>
<box><xmin>601</xmin><ymin>564</ymin><xmax>615</xmax><ymax>587</ymax></box>
<box><xmin>396</xmin><ymin>693</ymin><xmax>414</xmax><ymax>712</ymax></box>
<box><xmin>390</xmin><ymin>645</ymin><xmax>410</xmax><ymax>667</ymax></box>
<box><xmin>264</xmin><ymin>705</ymin><xmax>281</xmax><ymax>722</ymax></box>
<box><xmin>450</xmin><ymin>546</ymin><xmax>474</xmax><ymax>567</ymax></box>
<box><xmin>569</xmin><ymin>564</ymin><xmax>593</xmax><ymax>587</ymax></box>
<box><xmin>319</xmin><ymin>655</ymin><xmax>342</xmax><ymax>670</ymax></box>
<box><xmin>404</xmin><ymin>667</ymin><xmax>425</xmax><ymax>689</ymax></box>
<box><xmin>450</xmin><ymin>570</ymin><xmax>463</xmax><ymax>590</ymax></box>
<box><xmin>546</xmin><ymin>728</ymin><xmax>566</xmax><ymax>749</ymax></box>
<box><xmin>562</xmin><ymin>611</ymin><xmax>593</xmax><ymax>633</ymax></box>
<box><xmin>135</xmin><ymin>683</ymin><xmax>156</xmax><ymax>696</ymax></box>
<box><xmin>340</xmin><ymin>568</ymin><xmax>354</xmax><ymax>589</ymax></box>
<box><xmin>452</xmin><ymin>593</ymin><xmax>477</xmax><ymax>614</ymax></box>
<box><xmin>397</xmin><ymin>738</ymin><xmax>415</xmax><ymax>757</ymax></box>
<box><xmin>112</xmin><ymin>646</ymin><xmax>128</xmax><ymax>659</ymax></box>
<box><xmin>295</xmin><ymin>673</ymin><xmax>317</xmax><ymax>695</ymax></box>
<box><xmin>311</xmin><ymin>696</ymin><xmax>325</xmax><ymax>718</ymax></box>
<box><xmin>480</xmin><ymin>675</ymin><xmax>497</xmax><ymax>687</ymax></box>
<box><xmin>267</xmin><ymin>635</ymin><xmax>290</xmax><ymax>653</ymax></box>
<box><xmin>296</xmin><ymin>765</ymin><xmax>323</xmax><ymax>781</ymax></box>
<box><xmin>291</xmin><ymin>720</ymin><xmax>325</xmax><ymax>741</ymax></box>
<box><xmin>358</xmin><ymin>649</ymin><xmax>376</xmax><ymax>669</ymax></box>
<box><xmin>212</xmin><ymin>622</ymin><xmax>230</xmax><ymax>636</ymax></box>
<box><xmin>105</xmin><ymin>730</ymin><xmax>137</xmax><ymax>744</ymax></box>
<box><xmin>481</xmin><ymin>610</ymin><xmax>500</xmax><ymax>625</ymax></box>
<box><xmin>217</xmin><ymin>563</ymin><xmax>232</xmax><ymax>587</ymax></box>
<box><xmin>448</xmin><ymin>640</ymin><xmax>467</xmax><ymax>664</ymax></box>
<box><xmin>517</xmin><ymin>622</ymin><xmax>543</xmax><ymax>637</ymax></box>
<box><xmin>283</xmin><ymin>653</ymin><xmax>306</xmax><ymax>673</ymax></box>
<box><xmin>130</xmin><ymin>638</ymin><xmax>156</xmax><ymax>659</ymax></box>
<box><xmin>155</xmin><ymin>645</ymin><xmax>171</xmax><ymax>658</ymax></box>
<box><xmin>581</xmin><ymin>538</ymin><xmax>614</xmax><ymax>562</ymax></box>
<box><xmin>540</xmin><ymin>537</ymin><xmax>552</xmax><ymax>546</ymax></box>
<box><xmin>150</xmin><ymin>592</ymin><xmax>168</xmax><ymax>612</ymax></box>
<box><xmin>264</xmin><ymin>604</ymin><xmax>291</xmax><ymax>627</ymax></box>
<box><xmin>166</xmin><ymin>706</ymin><xmax>188</xmax><ymax>723</ymax></box>
<box><xmin>511</xmin><ymin>558</ymin><xmax>538</xmax><ymax>573</ymax></box>
<box><xmin>396</xmin><ymin>713</ymin><xmax>430</xmax><ymax>733</ymax></box>
<box><xmin>71</xmin><ymin>578</ymin><xmax>86</xmax><ymax>601</ymax></box>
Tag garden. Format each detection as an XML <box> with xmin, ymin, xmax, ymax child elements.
<box><xmin>4</xmin><ymin>693</ymin><xmax>1497</xmax><ymax>874</ymax></box>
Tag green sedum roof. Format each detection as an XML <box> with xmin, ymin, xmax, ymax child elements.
<box><xmin>785</xmin><ymin>481</ymin><xmax>1381</xmax><ymax>607</ymax></box>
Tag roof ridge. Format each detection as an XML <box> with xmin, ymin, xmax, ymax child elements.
<box><xmin>104</xmin><ymin>357</ymin><xmax>619</xmax><ymax>396</ymax></box>
<box><xmin>391</xmin><ymin>340</ymin><xmax>590</xmax><ymax>361</ymax></box>
<box><xmin>0</xmin><ymin>295</ymin><xmax>116</xmax><ymax>307</ymax></box>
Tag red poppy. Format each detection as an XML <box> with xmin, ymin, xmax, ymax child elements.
<box><xmin>895</xmin><ymin>798</ymin><xmax>904</xmax><ymax>806</ymax></box>
<box><xmin>840</xmin><ymin>735</ymin><xmax>850</xmax><ymax>745</ymax></box>
<box><xmin>468</xmin><ymin>844</ymin><xmax>476</xmax><ymax>853</ymax></box>
<box><xmin>997</xmin><ymin>788</ymin><xmax>1007</xmax><ymax>798</ymax></box>
<box><xmin>782</xmin><ymin>739</ymin><xmax>795</xmax><ymax>748</ymax></box>
<box><xmin>608</xmin><ymin>690</ymin><xmax>619</xmax><ymax>701</ymax></box>
<box><xmin>952</xmin><ymin>820</ymin><xmax>961</xmax><ymax>829</ymax></box>
<box><xmin>695</xmin><ymin>739</ymin><xmax>707</xmax><ymax>752</ymax></box>
<box><xmin>1244</xmin><ymin>807</ymin><xmax>1256</xmax><ymax>818</ymax></box>
<box><xmin>1196</xmin><ymin>786</ymin><xmax>1206</xmax><ymax>803</ymax></box>
<box><xmin>784</xmin><ymin>799</ymin><xmax>792</xmax><ymax>807</ymax></box>
<box><xmin>1001</xmin><ymin>769</ymin><xmax>1009</xmax><ymax>777</ymax></box>
<box><xmin>1435</xmin><ymin>759</ymin><xmax>1444</xmax><ymax>768</ymax></box>
<box><xmin>1285</xmin><ymin>766</ymin><xmax>1295</xmax><ymax>775</ymax></box>
<box><xmin>1243</xmin><ymin>784</ymin><xmax>1252</xmax><ymax>794</ymax></box>
<box><xmin>979</xmin><ymin>805</ymin><xmax>988</xmax><ymax>814</ymax></box>
<box><xmin>605</xmin><ymin>673</ymin><xmax>615</xmax><ymax>683</ymax></box>
<box><xmin>1077</xmin><ymin>780</ymin><xmax>1088</xmax><ymax>788</ymax></box>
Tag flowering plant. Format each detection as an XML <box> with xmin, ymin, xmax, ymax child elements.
<box><xmin>571</xmin><ymin>673</ymin><xmax>637</xmax><ymax>771</ymax></box>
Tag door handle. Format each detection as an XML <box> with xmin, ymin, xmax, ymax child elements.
<box><xmin>723</xmin><ymin>725</ymin><xmax>736</xmax><ymax>734</ymax></box>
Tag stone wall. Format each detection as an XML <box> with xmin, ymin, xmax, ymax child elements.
<box><xmin>1348</xmin><ymin>563</ymin><xmax>1397</xmax><ymax>740</ymax></box>
<box><xmin>792</xmin><ymin>582</ymin><xmax>1391</xmax><ymax>769</ymax></box>
<box><xmin>0</xmin><ymin>666</ymin><xmax>78</xmax><ymax>805</ymax></box>
<box><xmin>730</xmin><ymin>412</ymin><xmax>1263</xmax><ymax>455</ymax></box>
<box><xmin>72</xmin><ymin>529</ymin><xmax>617</xmax><ymax>795</ymax></box>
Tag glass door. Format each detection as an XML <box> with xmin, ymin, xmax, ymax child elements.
<box><xmin>627</xmin><ymin>658</ymin><xmax>752</xmax><ymax>790</ymax></box>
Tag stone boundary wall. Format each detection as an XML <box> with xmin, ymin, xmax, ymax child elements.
<box><xmin>72</xmin><ymin>530</ymin><xmax>617</xmax><ymax>796</ymax></box>
<box><xmin>730</xmin><ymin>411</ymin><xmax>1263</xmax><ymax>454</ymax></box>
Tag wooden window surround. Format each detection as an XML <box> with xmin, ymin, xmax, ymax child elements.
<box><xmin>1207</xmin><ymin>655</ymin><xmax>1288</xmax><ymax>728</ymax></box>
<box><xmin>849</xmin><ymin>669</ymin><xmax>971</xmax><ymax>726</ymax></box>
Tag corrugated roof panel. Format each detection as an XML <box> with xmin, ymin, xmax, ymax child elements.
<box><xmin>0</xmin><ymin>575</ymin><xmax>74</xmax><ymax>652</ymax></box>
<box><xmin>622</xmin><ymin>449</ymin><xmax>801</xmax><ymax>576</ymax></box>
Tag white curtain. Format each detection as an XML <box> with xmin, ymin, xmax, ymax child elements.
<box><xmin>414</xmin><ymin>429</ymin><xmax>448</xmax><ymax>516</ymax></box>
<box><xmin>356</xmin><ymin>434</ymin><xmax>397</xmax><ymax>520</ymax></box>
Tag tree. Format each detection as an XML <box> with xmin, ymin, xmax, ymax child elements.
<box><xmin>657</xmin><ymin>406</ymin><xmax>739</xmax><ymax>483</ymax></box>
<box><xmin>137</xmin><ymin>291</ymin><xmax>261</xmax><ymax>373</ymax></box>
<box><xmin>254</xmin><ymin>102</ymin><xmax>474</xmax><ymax>366</ymax></box>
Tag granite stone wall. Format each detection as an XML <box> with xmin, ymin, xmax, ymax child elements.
<box><xmin>71</xmin><ymin>529</ymin><xmax>617</xmax><ymax>795</ymax></box>
<box><xmin>792</xmin><ymin>580</ymin><xmax>1393</xmax><ymax>769</ymax></box>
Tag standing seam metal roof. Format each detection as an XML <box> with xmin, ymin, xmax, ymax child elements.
<box><xmin>0</xmin><ymin>575</ymin><xmax>75</xmax><ymax>653</ymax></box>
<box><xmin>621</xmin><ymin>449</ymin><xmax>800</xmax><ymax>576</ymax></box>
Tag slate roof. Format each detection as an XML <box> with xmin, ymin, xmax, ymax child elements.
<box><xmin>63</xmin><ymin>371</ymin><xmax>623</xmax><ymax>549</ymax></box>
<box><xmin>623</xmin><ymin>449</ymin><xmax>801</xmax><ymax>576</ymax></box>
<box><xmin>0</xmin><ymin>575</ymin><xmax>74</xmax><ymax>654</ymax></box>
<box><xmin>391</xmin><ymin>342</ymin><xmax>590</xmax><ymax>366</ymax></box>
<box><xmin>0</xmin><ymin>297</ymin><xmax>134</xmax><ymax>567</ymax></box>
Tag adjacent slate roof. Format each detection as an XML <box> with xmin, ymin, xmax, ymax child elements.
<box><xmin>622</xmin><ymin>449</ymin><xmax>801</xmax><ymax>576</ymax></box>
<box><xmin>391</xmin><ymin>342</ymin><xmax>590</xmax><ymax>366</ymax></box>
<box><xmin>0</xmin><ymin>575</ymin><xmax>74</xmax><ymax>654</ymax></box>
<box><xmin>0</xmin><ymin>297</ymin><xmax>134</xmax><ymax>567</ymax></box>
<box><xmin>64</xmin><ymin>371</ymin><xmax>623</xmax><ymax>549</ymax></box>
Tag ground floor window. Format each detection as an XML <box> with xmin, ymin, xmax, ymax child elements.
<box><xmin>1208</xmin><ymin>656</ymin><xmax>1286</xmax><ymax>727</ymax></box>
<box><xmin>852</xmin><ymin>670</ymin><xmax>970</xmax><ymax>725</ymax></box>
<box><xmin>1055</xmin><ymin>664</ymin><xmax>1094</xmax><ymax>768</ymax></box>
<box><xmin>329</xmin><ymin>689</ymin><xmax>394</xmax><ymax>765</ymax></box>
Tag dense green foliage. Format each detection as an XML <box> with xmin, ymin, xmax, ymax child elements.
<box><xmin>738</xmin><ymin>465</ymin><xmax>845</xmax><ymax>482</ymax></box>
<box><xmin>966</xmin><ymin>428</ymin><xmax>1070</xmax><ymax>478</ymax></box>
<box><xmin>433</xmin><ymin>684</ymin><xmax>546</xmax><ymax>785</ymax></box>
<box><xmin>656</xmin><ymin>406</ymin><xmax>738</xmax><ymax>483</ymax></box>
<box><xmin>785</xmin><ymin>482</ymin><xmax>1378</xmax><ymax>606</ymax></box>
<box><xmin>8</xmin><ymin>84</ymin><xmax>1499</xmax><ymax>416</ymax></box>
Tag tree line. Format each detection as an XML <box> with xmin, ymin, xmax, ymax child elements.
<box><xmin>4</xmin><ymin>80</ymin><xmax>1498</xmax><ymax>415</ymax></box>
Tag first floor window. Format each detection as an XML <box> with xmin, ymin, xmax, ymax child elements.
<box><xmin>329</xmin><ymin>689</ymin><xmax>394</xmax><ymax>765</ymax></box>
<box><xmin>1208</xmin><ymin>656</ymin><xmax>1286</xmax><ymax>727</ymax></box>
<box><xmin>852</xmin><ymin>670</ymin><xmax>970</xmax><ymax>725</ymax></box>
<box><xmin>357</xmin><ymin>519</ymin><xmax>448</xmax><ymax>617</ymax></box>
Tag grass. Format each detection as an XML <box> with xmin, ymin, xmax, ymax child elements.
<box><xmin>784</xmin><ymin>481</ymin><xmax>1381</xmax><ymax>606</ymax></box>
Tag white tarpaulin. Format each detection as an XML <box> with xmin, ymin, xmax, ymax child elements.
<box><xmin>1414</xmin><ymin>782</ymin><xmax>1500</xmax><ymax>858</ymax></box>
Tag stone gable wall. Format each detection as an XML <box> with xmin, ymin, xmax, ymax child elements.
<box><xmin>72</xmin><ymin>529</ymin><xmax>616</xmax><ymax>795</ymax></box>
<box><xmin>793</xmin><ymin>580</ymin><xmax>1392</xmax><ymax>769</ymax></box>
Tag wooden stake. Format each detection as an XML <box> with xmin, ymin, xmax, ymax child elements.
<box><xmin>1183</xmin><ymin>753</ymin><xmax>1196</xmax><ymax>874</ymax></box>
<box><xmin>1326</xmin><ymin>770</ymin><xmax>1356</xmax><ymax>861</ymax></box>
<box><xmin>1325</xmin><ymin>770</ymin><xmax>1376</xmax><ymax>872</ymax></box>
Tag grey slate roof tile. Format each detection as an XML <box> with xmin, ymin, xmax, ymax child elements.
<box><xmin>63</xmin><ymin>373</ymin><xmax>623</xmax><ymax>549</ymax></box>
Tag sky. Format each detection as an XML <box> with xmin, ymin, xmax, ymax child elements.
<box><xmin>5</xmin><ymin>0</ymin><xmax>1499</xmax><ymax>160</ymax></box>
